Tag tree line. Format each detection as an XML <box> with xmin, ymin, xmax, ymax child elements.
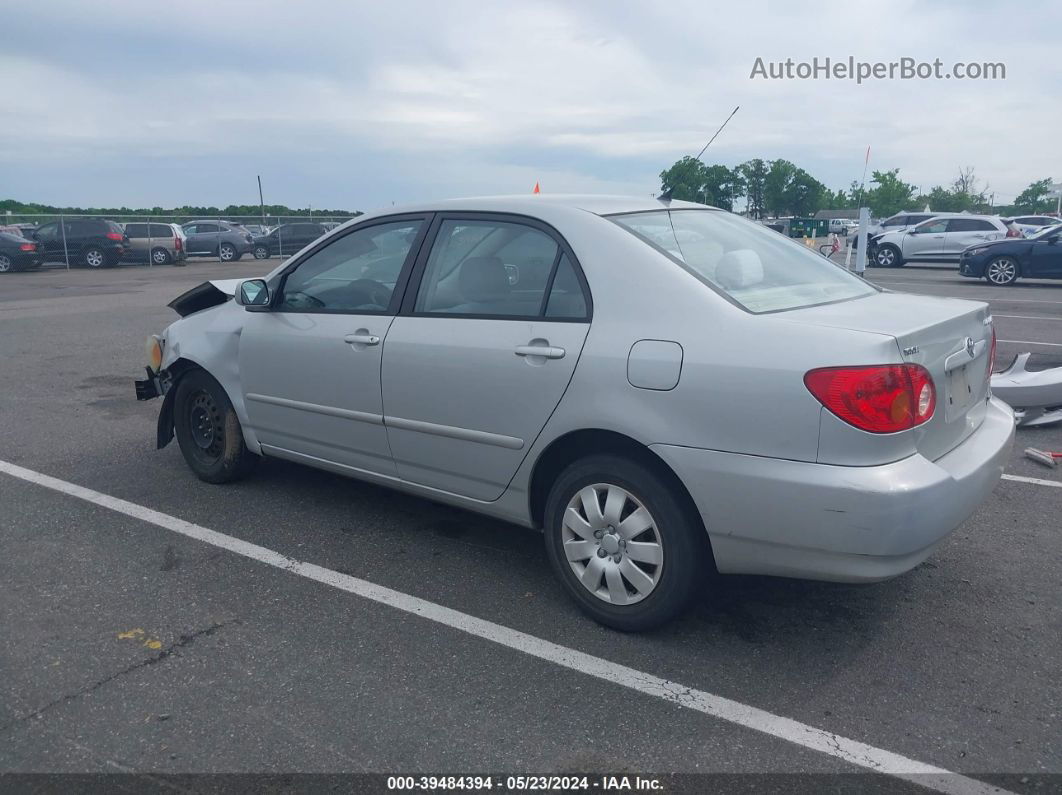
<box><xmin>0</xmin><ymin>199</ymin><xmax>361</xmax><ymax>218</ymax></box>
<box><xmin>659</xmin><ymin>156</ymin><xmax>1057</xmax><ymax>219</ymax></box>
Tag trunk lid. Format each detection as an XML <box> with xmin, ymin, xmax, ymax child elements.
<box><xmin>783</xmin><ymin>292</ymin><xmax>993</xmax><ymax>461</ymax></box>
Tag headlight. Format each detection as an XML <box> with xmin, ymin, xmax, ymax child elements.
<box><xmin>967</xmin><ymin>247</ymin><xmax>989</xmax><ymax>257</ymax></box>
<box><xmin>145</xmin><ymin>335</ymin><xmax>164</xmax><ymax>373</ymax></box>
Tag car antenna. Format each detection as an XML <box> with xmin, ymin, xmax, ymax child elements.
<box><xmin>659</xmin><ymin>105</ymin><xmax>740</xmax><ymax>203</ymax></box>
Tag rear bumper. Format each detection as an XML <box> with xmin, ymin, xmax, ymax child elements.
<box><xmin>651</xmin><ymin>397</ymin><xmax>1015</xmax><ymax>583</ymax></box>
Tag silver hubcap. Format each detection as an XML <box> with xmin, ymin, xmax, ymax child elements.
<box><xmin>220</xmin><ymin>245</ymin><xmax>234</xmax><ymax>261</ymax></box>
<box><xmin>86</xmin><ymin>250</ymin><xmax>103</xmax><ymax>267</ymax></box>
<box><xmin>153</xmin><ymin>249</ymin><xmax>167</xmax><ymax>263</ymax></box>
<box><xmin>255</xmin><ymin>247</ymin><xmax>268</xmax><ymax>259</ymax></box>
<box><xmin>987</xmin><ymin>259</ymin><xmax>1016</xmax><ymax>284</ymax></box>
<box><xmin>877</xmin><ymin>248</ymin><xmax>895</xmax><ymax>266</ymax></box>
<box><xmin>562</xmin><ymin>483</ymin><xmax>663</xmax><ymax>606</ymax></box>
<box><xmin>0</xmin><ymin>255</ymin><xmax>10</xmax><ymax>272</ymax></box>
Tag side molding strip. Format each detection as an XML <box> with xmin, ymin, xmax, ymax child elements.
<box><xmin>246</xmin><ymin>393</ymin><xmax>383</xmax><ymax>425</ymax></box>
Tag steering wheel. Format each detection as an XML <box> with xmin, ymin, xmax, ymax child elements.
<box><xmin>347</xmin><ymin>279</ymin><xmax>392</xmax><ymax>308</ymax></box>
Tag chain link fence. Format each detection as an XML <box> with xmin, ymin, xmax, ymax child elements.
<box><xmin>0</xmin><ymin>213</ymin><xmax>361</xmax><ymax>271</ymax></box>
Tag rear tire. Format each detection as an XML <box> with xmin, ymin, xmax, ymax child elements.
<box><xmin>219</xmin><ymin>243</ymin><xmax>237</xmax><ymax>262</ymax></box>
<box><xmin>0</xmin><ymin>253</ymin><xmax>13</xmax><ymax>273</ymax></box>
<box><xmin>875</xmin><ymin>244</ymin><xmax>903</xmax><ymax>268</ymax></box>
<box><xmin>83</xmin><ymin>246</ymin><xmax>106</xmax><ymax>268</ymax></box>
<box><xmin>173</xmin><ymin>369</ymin><xmax>259</xmax><ymax>484</ymax></box>
<box><xmin>151</xmin><ymin>247</ymin><xmax>172</xmax><ymax>265</ymax></box>
<box><xmin>543</xmin><ymin>454</ymin><xmax>706</xmax><ymax>631</ymax></box>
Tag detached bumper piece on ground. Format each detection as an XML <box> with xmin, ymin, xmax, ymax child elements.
<box><xmin>991</xmin><ymin>353</ymin><xmax>1062</xmax><ymax>427</ymax></box>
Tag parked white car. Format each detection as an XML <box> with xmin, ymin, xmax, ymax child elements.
<box><xmin>873</xmin><ymin>214</ymin><xmax>1007</xmax><ymax>267</ymax></box>
<box><xmin>1004</xmin><ymin>215</ymin><xmax>1060</xmax><ymax>238</ymax></box>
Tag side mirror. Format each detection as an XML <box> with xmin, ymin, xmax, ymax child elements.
<box><xmin>236</xmin><ymin>279</ymin><xmax>270</xmax><ymax>309</ymax></box>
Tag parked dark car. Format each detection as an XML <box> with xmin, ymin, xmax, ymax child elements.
<box><xmin>0</xmin><ymin>232</ymin><xmax>42</xmax><ymax>273</ymax></box>
<box><xmin>31</xmin><ymin>219</ymin><xmax>128</xmax><ymax>268</ymax></box>
<box><xmin>252</xmin><ymin>222</ymin><xmax>328</xmax><ymax>259</ymax></box>
<box><xmin>959</xmin><ymin>223</ymin><xmax>1062</xmax><ymax>285</ymax></box>
<box><xmin>180</xmin><ymin>221</ymin><xmax>253</xmax><ymax>262</ymax></box>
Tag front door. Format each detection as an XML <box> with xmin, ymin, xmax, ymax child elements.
<box><xmin>903</xmin><ymin>219</ymin><xmax>948</xmax><ymax>259</ymax></box>
<box><xmin>238</xmin><ymin>215</ymin><xmax>429</xmax><ymax>474</ymax></box>
<box><xmin>1026</xmin><ymin>229</ymin><xmax>1062</xmax><ymax>277</ymax></box>
<box><xmin>381</xmin><ymin>215</ymin><xmax>592</xmax><ymax>501</ymax></box>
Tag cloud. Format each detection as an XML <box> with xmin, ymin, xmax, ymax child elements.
<box><xmin>1</xmin><ymin>0</ymin><xmax>1059</xmax><ymax>208</ymax></box>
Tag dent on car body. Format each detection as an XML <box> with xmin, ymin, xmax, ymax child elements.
<box><xmin>991</xmin><ymin>353</ymin><xmax>1062</xmax><ymax>427</ymax></box>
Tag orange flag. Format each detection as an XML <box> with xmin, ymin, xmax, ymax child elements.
<box><xmin>532</xmin><ymin>182</ymin><xmax>541</xmax><ymax>194</ymax></box>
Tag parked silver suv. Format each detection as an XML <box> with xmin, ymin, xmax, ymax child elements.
<box><xmin>873</xmin><ymin>214</ymin><xmax>1007</xmax><ymax>267</ymax></box>
<box><xmin>180</xmin><ymin>220</ymin><xmax>254</xmax><ymax>262</ymax></box>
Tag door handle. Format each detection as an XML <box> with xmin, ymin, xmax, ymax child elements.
<box><xmin>515</xmin><ymin>345</ymin><xmax>565</xmax><ymax>359</ymax></box>
<box><xmin>344</xmin><ymin>333</ymin><xmax>380</xmax><ymax>346</ymax></box>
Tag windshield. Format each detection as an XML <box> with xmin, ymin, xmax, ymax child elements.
<box><xmin>611</xmin><ymin>209</ymin><xmax>877</xmax><ymax>314</ymax></box>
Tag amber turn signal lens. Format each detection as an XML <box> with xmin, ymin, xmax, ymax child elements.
<box><xmin>145</xmin><ymin>335</ymin><xmax>164</xmax><ymax>373</ymax></box>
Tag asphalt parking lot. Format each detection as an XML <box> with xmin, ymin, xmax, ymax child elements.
<box><xmin>1</xmin><ymin>259</ymin><xmax>1059</xmax><ymax>792</ymax></box>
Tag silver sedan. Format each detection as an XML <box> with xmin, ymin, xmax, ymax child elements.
<box><xmin>136</xmin><ymin>195</ymin><xmax>1014</xmax><ymax>630</ymax></box>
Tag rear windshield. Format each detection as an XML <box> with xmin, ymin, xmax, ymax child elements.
<box><xmin>611</xmin><ymin>209</ymin><xmax>877</xmax><ymax>314</ymax></box>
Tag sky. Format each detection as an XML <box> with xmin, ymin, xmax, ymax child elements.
<box><xmin>2</xmin><ymin>0</ymin><xmax>1059</xmax><ymax>213</ymax></box>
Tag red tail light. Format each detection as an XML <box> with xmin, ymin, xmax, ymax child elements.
<box><xmin>19</xmin><ymin>242</ymin><xmax>35</xmax><ymax>251</ymax></box>
<box><xmin>105</xmin><ymin>232</ymin><xmax>123</xmax><ymax>241</ymax></box>
<box><xmin>804</xmin><ymin>364</ymin><xmax>936</xmax><ymax>433</ymax></box>
<box><xmin>174</xmin><ymin>236</ymin><xmax>183</xmax><ymax>251</ymax></box>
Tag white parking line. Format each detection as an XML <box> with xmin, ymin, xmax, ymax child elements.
<box><xmin>1002</xmin><ymin>473</ymin><xmax>1062</xmax><ymax>488</ymax></box>
<box><xmin>0</xmin><ymin>459</ymin><xmax>1013</xmax><ymax>795</ymax></box>
<box><xmin>993</xmin><ymin>315</ymin><xmax>1062</xmax><ymax>321</ymax></box>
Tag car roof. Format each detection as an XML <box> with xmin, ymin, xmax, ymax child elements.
<box><xmin>368</xmin><ymin>194</ymin><xmax>714</xmax><ymax>218</ymax></box>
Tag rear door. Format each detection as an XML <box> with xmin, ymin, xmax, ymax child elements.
<box><xmin>381</xmin><ymin>214</ymin><xmax>593</xmax><ymax>501</ymax></box>
<box><xmin>944</xmin><ymin>218</ymin><xmax>1002</xmax><ymax>256</ymax></box>
<box><xmin>238</xmin><ymin>215</ymin><xmax>429</xmax><ymax>474</ymax></box>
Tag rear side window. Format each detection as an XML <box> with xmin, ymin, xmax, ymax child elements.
<box><xmin>151</xmin><ymin>224</ymin><xmax>173</xmax><ymax>237</ymax></box>
<box><xmin>196</xmin><ymin>223</ymin><xmax>219</xmax><ymax>234</ymax></box>
<box><xmin>414</xmin><ymin>219</ymin><xmax>577</xmax><ymax>318</ymax></box>
<box><xmin>947</xmin><ymin>219</ymin><xmax>996</xmax><ymax>232</ymax></box>
<box><xmin>612</xmin><ymin>210</ymin><xmax>876</xmax><ymax>314</ymax></box>
<box><xmin>544</xmin><ymin>254</ymin><xmax>588</xmax><ymax>318</ymax></box>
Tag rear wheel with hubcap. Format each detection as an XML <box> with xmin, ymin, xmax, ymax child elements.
<box><xmin>219</xmin><ymin>242</ymin><xmax>238</xmax><ymax>262</ymax></box>
<box><xmin>0</xmin><ymin>253</ymin><xmax>14</xmax><ymax>273</ymax></box>
<box><xmin>151</xmin><ymin>247</ymin><xmax>172</xmax><ymax>265</ymax></box>
<box><xmin>985</xmin><ymin>256</ymin><xmax>1019</xmax><ymax>286</ymax></box>
<box><xmin>544</xmin><ymin>455</ymin><xmax>706</xmax><ymax>631</ymax></box>
<box><xmin>174</xmin><ymin>369</ymin><xmax>259</xmax><ymax>483</ymax></box>
<box><xmin>83</xmin><ymin>246</ymin><xmax>106</xmax><ymax>268</ymax></box>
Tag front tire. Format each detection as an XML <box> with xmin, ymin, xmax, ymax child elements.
<box><xmin>0</xmin><ymin>253</ymin><xmax>14</xmax><ymax>273</ymax></box>
<box><xmin>985</xmin><ymin>256</ymin><xmax>1019</xmax><ymax>286</ymax></box>
<box><xmin>173</xmin><ymin>369</ymin><xmax>259</xmax><ymax>483</ymax></box>
<box><xmin>543</xmin><ymin>455</ymin><xmax>706</xmax><ymax>631</ymax></box>
<box><xmin>253</xmin><ymin>245</ymin><xmax>270</xmax><ymax>260</ymax></box>
<box><xmin>875</xmin><ymin>244</ymin><xmax>903</xmax><ymax>268</ymax></box>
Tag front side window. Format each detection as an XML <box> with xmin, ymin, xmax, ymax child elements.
<box><xmin>916</xmin><ymin>220</ymin><xmax>949</xmax><ymax>234</ymax></box>
<box><xmin>414</xmin><ymin>219</ymin><xmax>565</xmax><ymax>318</ymax></box>
<box><xmin>278</xmin><ymin>219</ymin><xmax>423</xmax><ymax>313</ymax></box>
<box><xmin>125</xmin><ymin>223</ymin><xmax>147</xmax><ymax>239</ymax></box>
<box><xmin>612</xmin><ymin>209</ymin><xmax>876</xmax><ymax>314</ymax></box>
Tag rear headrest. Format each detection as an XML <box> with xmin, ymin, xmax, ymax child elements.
<box><xmin>714</xmin><ymin>249</ymin><xmax>764</xmax><ymax>290</ymax></box>
<box><xmin>459</xmin><ymin>257</ymin><xmax>510</xmax><ymax>303</ymax></box>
